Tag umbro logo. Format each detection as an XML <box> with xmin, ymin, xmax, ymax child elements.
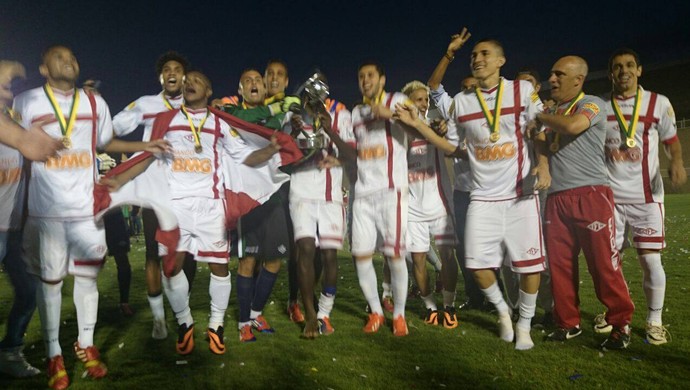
<box><xmin>526</xmin><ymin>247</ymin><xmax>539</xmax><ymax>256</ymax></box>
<box><xmin>587</xmin><ymin>221</ymin><xmax>606</xmax><ymax>232</ymax></box>
<box><xmin>184</xmin><ymin>134</ymin><xmax>195</xmax><ymax>142</ymax></box>
<box><xmin>277</xmin><ymin>245</ymin><xmax>287</xmax><ymax>254</ymax></box>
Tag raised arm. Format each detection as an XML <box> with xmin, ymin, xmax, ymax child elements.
<box><xmin>428</xmin><ymin>27</ymin><xmax>471</xmax><ymax>90</ymax></box>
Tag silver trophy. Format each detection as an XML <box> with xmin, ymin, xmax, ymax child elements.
<box><xmin>293</xmin><ymin>71</ymin><xmax>330</xmax><ymax>150</ymax></box>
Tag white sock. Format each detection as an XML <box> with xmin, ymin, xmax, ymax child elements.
<box><xmin>421</xmin><ymin>293</ymin><xmax>438</xmax><ymax>311</ymax></box>
<box><xmin>37</xmin><ymin>281</ymin><xmax>63</xmax><ymax>358</ymax></box>
<box><xmin>317</xmin><ymin>292</ymin><xmax>335</xmax><ymax>319</ymax></box>
<box><xmin>427</xmin><ymin>248</ymin><xmax>443</xmax><ymax>273</ymax></box>
<box><xmin>209</xmin><ymin>273</ymin><xmax>232</xmax><ymax>330</ymax></box>
<box><xmin>237</xmin><ymin>321</ymin><xmax>251</xmax><ymax>330</ymax></box>
<box><xmin>639</xmin><ymin>252</ymin><xmax>665</xmax><ymax>324</ymax></box>
<box><xmin>382</xmin><ymin>281</ymin><xmax>392</xmax><ymax>299</ymax></box>
<box><xmin>73</xmin><ymin>276</ymin><xmax>99</xmax><ymax>348</ymax></box>
<box><xmin>442</xmin><ymin>289</ymin><xmax>456</xmax><ymax>308</ymax></box>
<box><xmin>516</xmin><ymin>289</ymin><xmax>538</xmax><ymax>331</ymax></box>
<box><xmin>481</xmin><ymin>282</ymin><xmax>510</xmax><ymax>316</ymax></box>
<box><xmin>163</xmin><ymin>271</ymin><xmax>193</xmax><ymax>326</ymax></box>
<box><xmin>356</xmin><ymin>258</ymin><xmax>383</xmax><ymax>314</ymax></box>
<box><xmin>250</xmin><ymin>310</ymin><xmax>262</xmax><ymax>320</ymax></box>
<box><xmin>388</xmin><ymin>258</ymin><xmax>408</xmax><ymax>318</ymax></box>
<box><xmin>148</xmin><ymin>293</ymin><xmax>166</xmax><ymax>321</ymax></box>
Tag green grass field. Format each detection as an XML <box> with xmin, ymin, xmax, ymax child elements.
<box><xmin>1</xmin><ymin>195</ymin><xmax>689</xmax><ymax>389</ymax></box>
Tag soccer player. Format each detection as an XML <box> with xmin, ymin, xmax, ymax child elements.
<box><xmin>600</xmin><ymin>48</ymin><xmax>686</xmax><ymax>345</ymax></box>
<box><xmin>536</xmin><ymin>55</ymin><xmax>635</xmax><ymax>350</ymax></box>
<box><xmin>344</xmin><ymin>62</ymin><xmax>412</xmax><ymax>336</ymax></box>
<box><xmin>112</xmin><ymin>51</ymin><xmax>192</xmax><ymax>339</ymax></box>
<box><xmin>0</xmin><ymin>60</ymin><xmax>41</xmax><ymax>378</ymax></box>
<box><xmin>396</xmin><ymin>37</ymin><xmax>547</xmax><ymax>350</ymax></box>
<box><xmin>13</xmin><ymin>45</ymin><xmax>167</xmax><ymax>389</ymax></box>
<box><xmin>402</xmin><ymin>80</ymin><xmax>459</xmax><ymax>328</ymax></box>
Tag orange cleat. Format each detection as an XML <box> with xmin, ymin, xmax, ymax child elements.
<box><xmin>47</xmin><ymin>355</ymin><xmax>69</xmax><ymax>390</ymax></box>
<box><xmin>207</xmin><ymin>326</ymin><xmax>226</xmax><ymax>355</ymax></box>
<box><xmin>363</xmin><ymin>313</ymin><xmax>385</xmax><ymax>333</ymax></box>
<box><xmin>74</xmin><ymin>342</ymin><xmax>108</xmax><ymax>379</ymax></box>
<box><xmin>393</xmin><ymin>315</ymin><xmax>409</xmax><ymax>337</ymax></box>
<box><xmin>176</xmin><ymin>323</ymin><xmax>195</xmax><ymax>355</ymax></box>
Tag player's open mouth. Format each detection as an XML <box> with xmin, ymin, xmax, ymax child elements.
<box><xmin>250</xmin><ymin>87</ymin><xmax>259</xmax><ymax>95</ymax></box>
<box><xmin>167</xmin><ymin>78</ymin><xmax>177</xmax><ymax>86</ymax></box>
<box><xmin>185</xmin><ymin>86</ymin><xmax>196</xmax><ymax>94</ymax></box>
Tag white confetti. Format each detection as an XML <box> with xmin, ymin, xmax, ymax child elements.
<box><xmin>239</xmin><ymin>362</ymin><xmax>245</xmax><ymax>366</ymax></box>
<box><xmin>415</xmin><ymin>366</ymin><xmax>420</xmax><ymax>371</ymax></box>
<box><xmin>598</xmin><ymin>352</ymin><xmax>604</xmax><ymax>358</ymax></box>
<box><xmin>118</xmin><ymin>343</ymin><xmax>124</xmax><ymax>349</ymax></box>
<box><xmin>440</xmin><ymin>384</ymin><xmax>447</xmax><ymax>388</ymax></box>
<box><xmin>332</xmin><ymin>358</ymin><xmax>336</xmax><ymax>362</ymax></box>
<box><xmin>461</xmin><ymin>330</ymin><xmax>466</xmax><ymax>335</ymax></box>
<box><xmin>220</xmin><ymin>363</ymin><xmax>225</xmax><ymax>369</ymax></box>
<box><xmin>81</xmin><ymin>371</ymin><xmax>88</xmax><ymax>378</ymax></box>
<box><xmin>269</xmin><ymin>301</ymin><xmax>275</xmax><ymax>305</ymax></box>
<box><xmin>360</xmin><ymin>374</ymin><xmax>367</xmax><ymax>378</ymax></box>
<box><xmin>176</xmin><ymin>360</ymin><xmax>188</xmax><ymax>365</ymax></box>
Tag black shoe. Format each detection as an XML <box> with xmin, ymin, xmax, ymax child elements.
<box><xmin>546</xmin><ymin>327</ymin><xmax>582</xmax><ymax>341</ymax></box>
<box><xmin>601</xmin><ymin>326</ymin><xmax>631</xmax><ymax>350</ymax></box>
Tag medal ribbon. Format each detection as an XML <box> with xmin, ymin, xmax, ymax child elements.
<box><xmin>363</xmin><ymin>90</ymin><xmax>385</xmax><ymax>106</ymax></box>
<box><xmin>611</xmin><ymin>87</ymin><xmax>642</xmax><ymax>144</ymax></box>
<box><xmin>162</xmin><ymin>95</ymin><xmax>175</xmax><ymax>110</ymax></box>
<box><xmin>180</xmin><ymin>106</ymin><xmax>209</xmax><ymax>150</ymax></box>
<box><xmin>43</xmin><ymin>84</ymin><xmax>80</xmax><ymax>141</ymax></box>
<box><xmin>552</xmin><ymin>91</ymin><xmax>585</xmax><ymax>148</ymax></box>
<box><xmin>474</xmin><ymin>79</ymin><xmax>504</xmax><ymax>139</ymax></box>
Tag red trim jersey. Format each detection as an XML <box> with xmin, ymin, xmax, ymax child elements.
<box><xmin>0</xmin><ymin>126</ymin><xmax>23</xmax><ymax>230</ymax></box>
<box><xmin>113</xmin><ymin>92</ymin><xmax>183</xmax><ymax>141</ymax></box>
<box><xmin>447</xmin><ymin>79</ymin><xmax>540</xmax><ymax>201</ymax></box>
<box><xmin>160</xmin><ymin>108</ymin><xmax>247</xmax><ymax>200</ymax></box>
<box><xmin>407</xmin><ymin>132</ymin><xmax>454</xmax><ymax>222</ymax></box>
<box><xmin>13</xmin><ymin>87</ymin><xmax>113</xmax><ymax>219</ymax></box>
<box><xmin>603</xmin><ymin>87</ymin><xmax>677</xmax><ymax>204</ymax></box>
<box><xmin>347</xmin><ymin>92</ymin><xmax>410</xmax><ymax>197</ymax></box>
<box><xmin>289</xmin><ymin>100</ymin><xmax>353</xmax><ymax>203</ymax></box>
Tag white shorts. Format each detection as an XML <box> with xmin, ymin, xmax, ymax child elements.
<box><xmin>23</xmin><ymin>217</ymin><xmax>107</xmax><ymax>282</ymax></box>
<box><xmin>351</xmin><ymin>189</ymin><xmax>408</xmax><ymax>258</ymax></box>
<box><xmin>465</xmin><ymin>196</ymin><xmax>545</xmax><ymax>273</ymax></box>
<box><xmin>407</xmin><ymin>214</ymin><xmax>456</xmax><ymax>253</ymax></box>
<box><xmin>170</xmin><ymin>197</ymin><xmax>228</xmax><ymax>264</ymax></box>
<box><xmin>290</xmin><ymin>198</ymin><xmax>345</xmax><ymax>250</ymax></box>
<box><xmin>614</xmin><ymin>203</ymin><xmax>665</xmax><ymax>251</ymax></box>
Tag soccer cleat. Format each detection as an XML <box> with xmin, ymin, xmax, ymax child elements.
<box><xmin>442</xmin><ymin>306</ymin><xmax>459</xmax><ymax>329</ymax></box>
<box><xmin>393</xmin><ymin>315</ymin><xmax>409</xmax><ymax>337</ymax></box>
<box><xmin>424</xmin><ymin>309</ymin><xmax>439</xmax><ymax>325</ymax></box>
<box><xmin>546</xmin><ymin>327</ymin><xmax>582</xmax><ymax>342</ymax></box>
<box><xmin>363</xmin><ymin>313</ymin><xmax>385</xmax><ymax>333</ymax></box>
<box><xmin>176</xmin><ymin>323</ymin><xmax>195</xmax><ymax>355</ymax></box>
<box><xmin>593</xmin><ymin>312</ymin><xmax>613</xmax><ymax>334</ymax></box>
<box><xmin>74</xmin><ymin>342</ymin><xmax>108</xmax><ymax>379</ymax></box>
<box><xmin>239</xmin><ymin>324</ymin><xmax>256</xmax><ymax>342</ymax></box>
<box><xmin>601</xmin><ymin>326</ymin><xmax>631</xmax><ymax>350</ymax></box>
<box><xmin>47</xmin><ymin>355</ymin><xmax>69</xmax><ymax>390</ymax></box>
<box><xmin>0</xmin><ymin>346</ymin><xmax>41</xmax><ymax>378</ymax></box>
<box><xmin>318</xmin><ymin>317</ymin><xmax>335</xmax><ymax>335</ymax></box>
<box><xmin>119</xmin><ymin>303</ymin><xmax>135</xmax><ymax>317</ymax></box>
<box><xmin>251</xmin><ymin>315</ymin><xmax>275</xmax><ymax>334</ymax></box>
<box><xmin>515</xmin><ymin>327</ymin><xmax>535</xmax><ymax>350</ymax></box>
<box><xmin>646</xmin><ymin>322</ymin><xmax>670</xmax><ymax>345</ymax></box>
<box><xmin>152</xmin><ymin>318</ymin><xmax>168</xmax><ymax>340</ymax></box>
<box><xmin>287</xmin><ymin>301</ymin><xmax>305</xmax><ymax>323</ymax></box>
<box><xmin>382</xmin><ymin>296</ymin><xmax>394</xmax><ymax>313</ymax></box>
<box><xmin>207</xmin><ymin>326</ymin><xmax>226</xmax><ymax>355</ymax></box>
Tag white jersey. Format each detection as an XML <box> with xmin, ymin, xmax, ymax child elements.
<box><xmin>430</xmin><ymin>85</ymin><xmax>473</xmax><ymax>192</ymax></box>
<box><xmin>0</xmin><ymin>112</ymin><xmax>24</xmax><ymax>230</ymax></box>
<box><xmin>113</xmin><ymin>92</ymin><xmax>183</xmax><ymax>141</ymax></box>
<box><xmin>446</xmin><ymin>78</ymin><xmax>540</xmax><ymax>201</ymax></box>
<box><xmin>347</xmin><ymin>92</ymin><xmax>409</xmax><ymax>197</ymax></box>
<box><xmin>407</xmin><ymin>132</ymin><xmax>453</xmax><ymax>222</ymax></box>
<box><xmin>160</xmin><ymin>108</ymin><xmax>247</xmax><ymax>200</ymax></box>
<box><xmin>289</xmin><ymin>100</ymin><xmax>353</xmax><ymax>203</ymax></box>
<box><xmin>603</xmin><ymin>87</ymin><xmax>677</xmax><ymax>204</ymax></box>
<box><xmin>13</xmin><ymin>86</ymin><xmax>113</xmax><ymax>219</ymax></box>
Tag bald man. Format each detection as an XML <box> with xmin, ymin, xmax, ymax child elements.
<box><xmin>536</xmin><ymin>56</ymin><xmax>635</xmax><ymax>350</ymax></box>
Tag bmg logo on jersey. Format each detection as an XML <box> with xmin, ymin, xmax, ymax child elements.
<box><xmin>172</xmin><ymin>157</ymin><xmax>212</xmax><ymax>173</ymax></box>
<box><xmin>474</xmin><ymin>143</ymin><xmax>515</xmax><ymax>161</ymax></box>
<box><xmin>45</xmin><ymin>151</ymin><xmax>93</xmax><ymax>170</ymax></box>
<box><xmin>0</xmin><ymin>167</ymin><xmax>21</xmax><ymax>185</ymax></box>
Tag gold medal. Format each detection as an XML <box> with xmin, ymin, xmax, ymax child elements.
<box><xmin>62</xmin><ymin>136</ymin><xmax>72</xmax><ymax>148</ymax></box>
<box><xmin>43</xmin><ymin>84</ymin><xmax>79</xmax><ymax>146</ymax></box>
<box><xmin>489</xmin><ymin>132</ymin><xmax>500</xmax><ymax>143</ymax></box>
<box><xmin>180</xmin><ymin>106</ymin><xmax>210</xmax><ymax>154</ymax></box>
<box><xmin>626</xmin><ymin>138</ymin><xmax>636</xmax><ymax>148</ymax></box>
<box><xmin>549</xmin><ymin>142</ymin><xmax>559</xmax><ymax>153</ymax></box>
<box><xmin>612</xmin><ymin>87</ymin><xmax>642</xmax><ymax>151</ymax></box>
<box><xmin>195</xmin><ymin>144</ymin><xmax>203</xmax><ymax>153</ymax></box>
<box><xmin>475</xmin><ymin>80</ymin><xmax>504</xmax><ymax>144</ymax></box>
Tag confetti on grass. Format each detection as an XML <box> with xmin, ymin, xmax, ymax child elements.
<box><xmin>118</xmin><ymin>343</ymin><xmax>124</xmax><ymax>349</ymax></box>
<box><xmin>176</xmin><ymin>360</ymin><xmax>188</xmax><ymax>365</ymax></box>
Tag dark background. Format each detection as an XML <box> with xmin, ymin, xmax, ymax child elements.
<box><xmin>2</xmin><ymin>0</ymin><xmax>689</xmax><ymax>112</ymax></box>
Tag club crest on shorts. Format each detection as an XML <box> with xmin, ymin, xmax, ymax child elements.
<box><xmin>587</xmin><ymin>221</ymin><xmax>606</xmax><ymax>232</ymax></box>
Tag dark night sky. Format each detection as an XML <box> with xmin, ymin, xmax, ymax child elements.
<box><xmin>2</xmin><ymin>0</ymin><xmax>690</xmax><ymax>112</ymax></box>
